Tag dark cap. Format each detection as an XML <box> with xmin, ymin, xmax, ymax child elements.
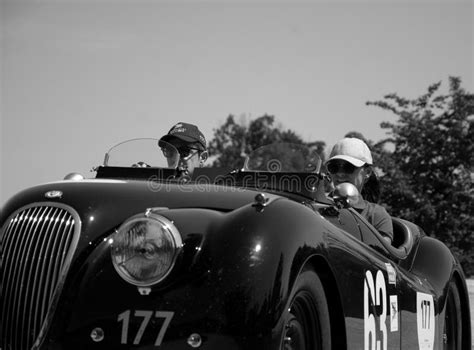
<box><xmin>159</xmin><ymin>122</ymin><xmax>206</xmax><ymax>150</ymax></box>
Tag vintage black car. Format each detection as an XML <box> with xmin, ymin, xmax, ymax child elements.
<box><xmin>0</xmin><ymin>139</ymin><xmax>471</xmax><ymax>350</ymax></box>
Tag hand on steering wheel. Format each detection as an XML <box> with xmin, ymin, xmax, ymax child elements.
<box><xmin>131</xmin><ymin>161</ymin><xmax>151</xmax><ymax>168</ymax></box>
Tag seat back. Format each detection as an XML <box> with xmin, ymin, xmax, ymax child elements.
<box><xmin>391</xmin><ymin>217</ymin><xmax>415</xmax><ymax>255</ymax></box>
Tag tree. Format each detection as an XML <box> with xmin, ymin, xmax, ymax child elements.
<box><xmin>208</xmin><ymin>114</ymin><xmax>325</xmax><ymax>170</ymax></box>
<box><xmin>367</xmin><ymin>76</ymin><xmax>474</xmax><ymax>276</ymax></box>
<box><xmin>207</xmin><ymin>115</ymin><xmax>248</xmax><ymax>169</ymax></box>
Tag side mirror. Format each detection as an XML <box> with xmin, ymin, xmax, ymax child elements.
<box><xmin>64</xmin><ymin>172</ymin><xmax>84</xmax><ymax>181</ymax></box>
<box><xmin>333</xmin><ymin>182</ymin><xmax>360</xmax><ymax>208</ymax></box>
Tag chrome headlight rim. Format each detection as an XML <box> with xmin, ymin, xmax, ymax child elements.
<box><xmin>111</xmin><ymin>211</ymin><xmax>183</xmax><ymax>287</ymax></box>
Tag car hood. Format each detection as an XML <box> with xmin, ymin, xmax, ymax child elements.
<box><xmin>2</xmin><ymin>177</ymin><xmax>281</xmax><ymax>213</ymax></box>
<box><xmin>1</xmin><ymin>178</ymin><xmax>289</xmax><ymax>270</ymax></box>
<box><xmin>1</xmin><ymin>178</ymin><xmax>281</xmax><ymax>235</ymax></box>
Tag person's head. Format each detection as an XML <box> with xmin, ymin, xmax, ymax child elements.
<box><xmin>326</xmin><ymin>138</ymin><xmax>374</xmax><ymax>192</ymax></box>
<box><xmin>158</xmin><ymin>122</ymin><xmax>208</xmax><ymax>176</ymax></box>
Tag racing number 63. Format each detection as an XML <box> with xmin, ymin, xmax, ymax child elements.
<box><xmin>118</xmin><ymin>310</ymin><xmax>174</xmax><ymax>346</ymax></box>
<box><xmin>364</xmin><ymin>270</ymin><xmax>387</xmax><ymax>350</ymax></box>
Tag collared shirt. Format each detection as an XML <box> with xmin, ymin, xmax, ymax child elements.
<box><xmin>353</xmin><ymin>196</ymin><xmax>394</xmax><ymax>241</ymax></box>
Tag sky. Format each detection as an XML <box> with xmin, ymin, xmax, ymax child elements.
<box><xmin>1</xmin><ymin>0</ymin><xmax>473</xmax><ymax>205</ymax></box>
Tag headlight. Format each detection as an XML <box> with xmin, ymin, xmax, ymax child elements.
<box><xmin>111</xmin><ymin>212</ymin><xmax>182</xmax><ymax>286</ymax></box>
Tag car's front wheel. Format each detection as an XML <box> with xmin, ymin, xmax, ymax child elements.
<box><xmin>281</xmin><ymin>269</ymin><xmax>331</xmax><ymax>350</ymax></box>
<box><xmin>443</xmin><ymin>280</ymin><xmax>462</xmax><ymax>350</ymax></box>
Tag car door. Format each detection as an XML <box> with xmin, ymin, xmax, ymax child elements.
<box><xmin>320</xmin><ymin>206</ymin><xmax>400</xmax><ymax>349</ymax></box>
<box><xmin>349</xmin><ymin>211</ymin><xmax>404</xmax><ymax>350</ymax></box>
<box><xmin>319</xmin><ymin>207</ymin><xmax>362</xmax><ymax>240</ymax></box>
<box><xmin>353</xmin><ymin>212</ymin><xmax>440</xmax><ymax>350</ymax></box>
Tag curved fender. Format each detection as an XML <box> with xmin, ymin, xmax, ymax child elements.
<box><xmin>410</xmin><ymin>236</ymin><xmax>457</xmax><ymax>296</ymax></box>
<box><xmin>200</xmin><ymin>197</ymin><xmax>331</xmax><ymax>343</ymax></box>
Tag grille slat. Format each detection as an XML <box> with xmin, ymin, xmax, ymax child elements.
<box><xmin>39</xmin><ymin>211</ymin><xmax>69</xmax><ymax>331</ymax></box>
<box><xmin>0</xmin><ymin>217</ymin><xmax>20</xmax><ymax>344</ymax></box>
<box><xmin>1</xmin><ymin>204</ymin><xmax>80</xmax><ymax>350</ymax></box>
<box><xmin>18</xmin><ymin>206</ymin><xmax>49</xmax><ymax>350</ymax></box>
<box><xmin>9</xmin><ymin>207</ymin><xmax>42</xmax><ymax>349</ymax></box>
<box><xmin>20</xmin><ymin>207</ymin><xmax>52</xmax><ymax>350</ymax></box>
<box><xmin>2</xmin><ymin>209</ymin><xmax>32</xmax><ymax>311</ymax></box>
<box><xmin>1</xmin><ymin>211</ymin><xmax>20</xmax><ymax>265</ymax></box>
<box><xmin>28</xmin><ymin>208</ymin><xmax>56</xmax><ymax>335</ymax></box>
<box><xmin>26</xmin><ymin>207</ymin><xmax>55</xmax><ymax>343</ymax></box>
<box><xmin>1</xmin><ymin>215</ymin><xmax>18</xmax><ymax>339</ymax></box>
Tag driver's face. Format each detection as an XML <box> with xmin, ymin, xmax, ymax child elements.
<box><xmin>328</xmin><ymin>160</ymin><xmax>368</xmax><ymax>191</ymax></box>
<box><xmin>166</xmin><ymin>140</ymin><xmax>202</xmax><ymax>176</ymax></box>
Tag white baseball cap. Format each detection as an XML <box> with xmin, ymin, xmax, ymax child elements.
<box><xmin>327</xmin><ymin>138</ymin><xmax>373</xmax><ymax>167</ymax></box>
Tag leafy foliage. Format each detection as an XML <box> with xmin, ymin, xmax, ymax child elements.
<box><xmin>367</xmin><ymin>77</ymin><xmax>473</xmax><ymax>276</ymax></box>
<box><xmin>208</xmin><ymin>114</ymin><xmax>326</xmax><ymax>170</ymax></box>
<box><xmin>245</xmin><ymin>143</ymin><xmax>322</xmax><ymax>173</ymax></box>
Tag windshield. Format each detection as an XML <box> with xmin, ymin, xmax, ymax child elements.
<box><xmin>103</xmin><ymin>138</ymin><xmax>179</xmax><ymax>168</ymax></box>
<box><xmin>244</xmin><ymin>143</ymin><xmax>322</xmax><ymax>173</ymax></box>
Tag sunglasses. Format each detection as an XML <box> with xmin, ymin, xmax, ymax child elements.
<box><xmin>326</xmin><ymin>161</ymin><xmax>359</xmax><ymax>174</ymax></box>
<box><xmin>162</xmin><ymin>147</ymin><xmax>201</xmax><ymax>160</ymax></box>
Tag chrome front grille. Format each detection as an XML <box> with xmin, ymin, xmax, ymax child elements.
<box><xmin>0</xmin><ymin>203</ymin><xmax>81</xmax><ymax>350</ymax></box>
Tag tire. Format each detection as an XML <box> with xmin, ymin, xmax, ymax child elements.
<box><xmin>443</xmin><ymin>280</ymin><xmax>462</xmax><ymax>350</ymax></box>
<box><xmin>280</xmin><ymin>269</ymin><xmax>331</xmax><ymax>350</ymax></box>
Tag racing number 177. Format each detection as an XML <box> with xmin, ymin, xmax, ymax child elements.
<box><xmin>117</xmin><ymin>310</ymin><xmax>174</xmax><ymax>346</ymax></box>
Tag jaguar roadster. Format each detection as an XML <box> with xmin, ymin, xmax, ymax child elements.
<box><xmin>0</xmin><ymin>139</ymin><xmax>471</xmax><ymax>349</ymax></box>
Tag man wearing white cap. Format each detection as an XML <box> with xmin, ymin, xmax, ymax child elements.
<box><xmin>326</xmin><ymin>137</ymin><xmax>393</xmax><ymax>243</ymax></box>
